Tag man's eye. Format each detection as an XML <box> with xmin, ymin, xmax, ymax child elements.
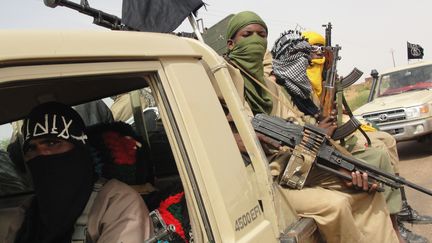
<box><xmin>48</xmin><ymin>141</ymin><xmax>59</xmax><ymax>145</ymax></box>
<box><xmin>45</xmin><ymin>140</ymin><xmax>61</xmax><ymax>147</ymax></box>
<box><xmin>242</xmin><ymin>32</ymin><xmax>252</xmax><ymax>37</ymax></box>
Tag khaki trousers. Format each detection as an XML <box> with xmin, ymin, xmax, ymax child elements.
<box><xmin>279</xmin><ymin>185</ymin><xmax>399</xmax><ymax>243</ymax></box>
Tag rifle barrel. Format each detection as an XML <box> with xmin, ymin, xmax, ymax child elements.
<box><xmin>53</xmin><ymin>0</ymin><xmax>134</xmax><ymax>30</ymax></box>
<box><xmin>336</xmin><ymin>149</ymin><xmax>432</xmax><ymax>196</ymax></box>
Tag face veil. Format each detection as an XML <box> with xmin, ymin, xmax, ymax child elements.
<box><xmin>15</xmin><ymin>146</ymin><xmax>94</xmax><ymax>243</ymax></box>
<box><xmin>226</xmin><ymin>11</ymin><xmax>273</xmax><ymax>115</ymax></box>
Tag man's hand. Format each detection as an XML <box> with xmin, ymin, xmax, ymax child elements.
<box><xmin>341</xmin><ymin>169</ymin><xmax>378</xmax><ymax>193</ymax></box>
<box><xmin>317</xmin><ymin>110</ymin><xmax>337</xmax><ymax>136</ymax></box>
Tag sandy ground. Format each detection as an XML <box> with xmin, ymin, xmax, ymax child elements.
<box><xmin>397</xmin><ymin>140</ymin><xmax>432</xmax><ymax>241</ymax></box>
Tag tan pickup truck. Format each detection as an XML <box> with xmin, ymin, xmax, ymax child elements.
<box><xmin>354</xmin><ymin>61</ymin><xmax>432</xmax><ymax>142</ymax></box>
<box><xmin>0</xmin><ymin>30</ymin><xmax>321</xmax><ymax>242</ymax></box>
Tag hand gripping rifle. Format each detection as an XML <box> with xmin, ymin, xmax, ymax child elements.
<box><xmin>252</xmin><ymin>113</ymin><xmax>432</xmax><ymax>196</ymax></box>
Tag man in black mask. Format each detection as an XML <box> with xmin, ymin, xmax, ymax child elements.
<box><xmin>7</xmin><ymin>102</ymin><xmax>152</xmax><ymax>243</ymax></box>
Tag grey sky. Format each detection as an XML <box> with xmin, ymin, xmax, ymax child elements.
<box><xmin>1</xmin><ymin>0</ymin><xmax>431</xmax><ymax>76</ymax></box>
<box><xmin>0</xmin><ymin>0</ymin><xmax>431</xmax><ymax>139</ymax></box>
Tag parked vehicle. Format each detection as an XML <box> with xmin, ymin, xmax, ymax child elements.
<box><xmin>354</xmin><ymin>61</ymin><xmax>432</xmax><ymax>142</ymax></box>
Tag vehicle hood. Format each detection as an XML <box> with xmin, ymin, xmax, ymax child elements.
<box><xmin>354</xmin><ymin>89</ymin><xmax>432</xmax><ymax>115</ymax></box>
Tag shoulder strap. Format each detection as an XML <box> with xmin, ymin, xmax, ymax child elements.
<box><xmin>71</xmin><ymin>178</ymin><xmax>107</xmax><ymax>243</ymax></box>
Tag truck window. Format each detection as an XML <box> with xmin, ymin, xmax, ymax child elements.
<box><xmin>377</xmin><ymin>64</ymin><xmax>432</xmax><ymax>97</ymax></box>
<box><xmin>0</xmin><ymin>71</ymin><xmax>194</xmax><ymax>242</ymax></box>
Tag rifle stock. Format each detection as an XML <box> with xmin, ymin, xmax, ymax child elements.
<box><xmin>320</xmin><ymin>86</ymin><xmax>335</xmax><ymax>118</ymax></box>
<box><xmin>320</xmin><ymin>46</ymin><xmax>340</xmax><ymax>117</ymax></box>
<box><xmin>252</xmin><ymin>113</ymin><xmax>432</xmax><ymax>196</ymax></box>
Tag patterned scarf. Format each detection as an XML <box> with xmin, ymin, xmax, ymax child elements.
<box><xmin>271</xmin><ymin>30</ymin><xmax>312</xmax><ymax>99</ymax></box>
<box><xmin>271</xmin><ymin>30</ymin><xmax>320</xmax><ymax>116</ymax></box>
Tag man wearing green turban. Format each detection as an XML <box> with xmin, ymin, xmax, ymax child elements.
<box><xmin>225</xmin><ymin>11</ymin><xmax>273</xmax><ymax>115</ymax></box>
<box><xmin>224</xmin><ymin>11</ymin><xmax>399</xmax><ymax>243</ymax></box>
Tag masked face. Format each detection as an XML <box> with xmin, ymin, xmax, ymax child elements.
<box><xmin>22</xmin><ymin>138</ymin><xmax>94</xmax><ymax>243</ymax></box>
<box><xmin>226</xmin><ymin>23</ymin><xmax>268</xmax><ymax>74</ymax></box>
<box><xmin>227</xmin><ymin>23</ymin><xmax>267</xmax><ymax>50</ymax></box>
<box><xmin>225</xmin><ymin>23</ymin><xmax>273</xmax><ymax>115</ymax></box>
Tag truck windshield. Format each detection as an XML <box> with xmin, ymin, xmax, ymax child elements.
<box><xmin>377</xmin><ymin>64</ymin><xmax>432</xmax><ymax>97</ymax></box>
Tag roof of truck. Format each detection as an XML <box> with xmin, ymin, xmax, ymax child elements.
<box><xmin>0</xmin><ymin>30</ymin><xmax>201</xmax><ymax>65</ymax></box>
<box><xmin>380</xmin><ymin>60</ymin><xmax>432</xmax><ymax>75</ymax></box>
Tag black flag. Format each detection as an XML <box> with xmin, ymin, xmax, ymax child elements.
<box><xmin>122</xmin><ymin>0</ymin><xmax>204</xmax><ymax>33</ymax></box>
<box><xmin>407</xmin><ymin>42</ymin><xmax>424</xmax><ymax>60</ymax></box>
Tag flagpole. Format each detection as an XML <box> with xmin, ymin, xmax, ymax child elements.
<box><xmin>188</xmin><ymin>14</ymin><xmax>205</xmax><ymax>43</ymax></box>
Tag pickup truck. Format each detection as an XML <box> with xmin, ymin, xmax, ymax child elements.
<box><xmin>354</xmin><ymin>61</ymin><xmax>432</xmax><ymax>142</ymax></box>
<box><xmin>0</xmin><ymin>30</ymin><xmax>321</xmax><ymax>242</ymax></box>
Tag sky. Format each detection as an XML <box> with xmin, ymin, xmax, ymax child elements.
<box><xmin>0</xmin><ymin>0</ymin><xmax>431</xmax><ymax>139</ymax></box>
<box><xmin>1</xmin><ymin>0</ymin><xmax>431</xmax><ymax>76</ymax></box>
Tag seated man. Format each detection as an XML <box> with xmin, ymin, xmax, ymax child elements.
<box><xmin>5</xmin><ymin>102</ymin><xmax>152</xmax><ymax>243</ymax></box>
<box><xmin>224</xmin><ymin>11</ymin><xmax>398</xmax><ymax>243</ymax></box>
<box><xmin>301</xmin><ymin>30</ymin><xmax>431</xmax><ymax>242</ymax></box>
<box><xmin>270</xmin><ymin>30</ymin><xmax>408</xmax><ymax>241</ymax></box>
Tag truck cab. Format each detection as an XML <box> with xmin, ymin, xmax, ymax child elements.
<box><xmin>0</xmin><ymin>30</ymin><xmax>320</xmax><ymax>242</ymax></box>
<box><xmin>354</xmin><ymin>61</ymin><xmax>432</xmax><ymax>142</ymax></box>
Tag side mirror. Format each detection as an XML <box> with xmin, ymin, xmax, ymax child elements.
<box><xmin>370</xmin><ymin>69</ymin><xmax>379</xmax><ymax>79</ymax></box>
<box><xmin>44</xmin><ymin>0</ymin><xmax>60</xmax><ymax>8</ymax></box>
<box><xmin>368</xmin><ymin>69</ymin><xmax>379</xmax><ymax>102</ymax></box>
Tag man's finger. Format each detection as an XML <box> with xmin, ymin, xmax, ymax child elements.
<box><xmin>356</xmin><ymin>171</ymin><xmax>362</xmax><ymax>188</ymax></box>
<box><xmin>369</xmin><ymin>183</ymin><xmax>378</xmax><ymax>193</ymax></box>
<box><xmin>351</xmin><ymin>172</ymin><xmax>357</xmax><ymax>186</ymax></box>
<box><xmin>362</xmin><ymin>172</ymin><xmax>369</xmax><ymax>191</ymax></box>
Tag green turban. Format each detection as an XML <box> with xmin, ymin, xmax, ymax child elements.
<box><xmin>226</xmin><ymin>11</ymin><xmax>272</xmax><ymax>115</ymax></box>
<box><xmin>226</xmin><ymin>11</ymin><xmax>268</xmax><ymax>40</ymax></box>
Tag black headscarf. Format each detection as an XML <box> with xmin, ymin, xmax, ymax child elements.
<box><xmin>16</xmin><ymin>102</ymin><xmax>94</xmax><ymax>243</ymax></box>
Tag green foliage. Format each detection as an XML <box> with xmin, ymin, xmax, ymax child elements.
<box><xmin>348</xmin><ymin>89</ymin><xmax>370</xmax><ymax>111</ymax></box>
<box><xmin>344</xmin><ymin>83</ymin><xmax>371</xmax><ymax>111</ymax></box>
<box><xmin>0</xmin><ymin>138</ymin><xmax>9</xmax><ymax>151</ymax></box>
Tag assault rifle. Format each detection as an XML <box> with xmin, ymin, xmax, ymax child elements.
<box><xmin>320</xmin><ymin>23</ymin><xmax>364</xmax><ymax>141</ymax></box>
<box><xmin>252</xmin><ymin>113</ymin><xmax>432</xmax><ymax>196</ymax></box>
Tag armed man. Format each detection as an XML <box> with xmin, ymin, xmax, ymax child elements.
<box><xmin>223</xmin><ymin>11</ymin><xmax>400</xmax><ymax>243</ymax></box>
<box><xmin>300</xmin><ymin>29</ymin><xmax>431</xmax><ymax>243</ymax></box>
<box><xmin>268</xmin><ymin>29</ymin><xmax>411</xmax><ymax>243</ymax></box>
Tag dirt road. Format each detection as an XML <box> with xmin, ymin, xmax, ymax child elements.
<box><xmin>397</xmin><ymin>140</ymin><xmax>432</xmax><ymax>240</ymax></box>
